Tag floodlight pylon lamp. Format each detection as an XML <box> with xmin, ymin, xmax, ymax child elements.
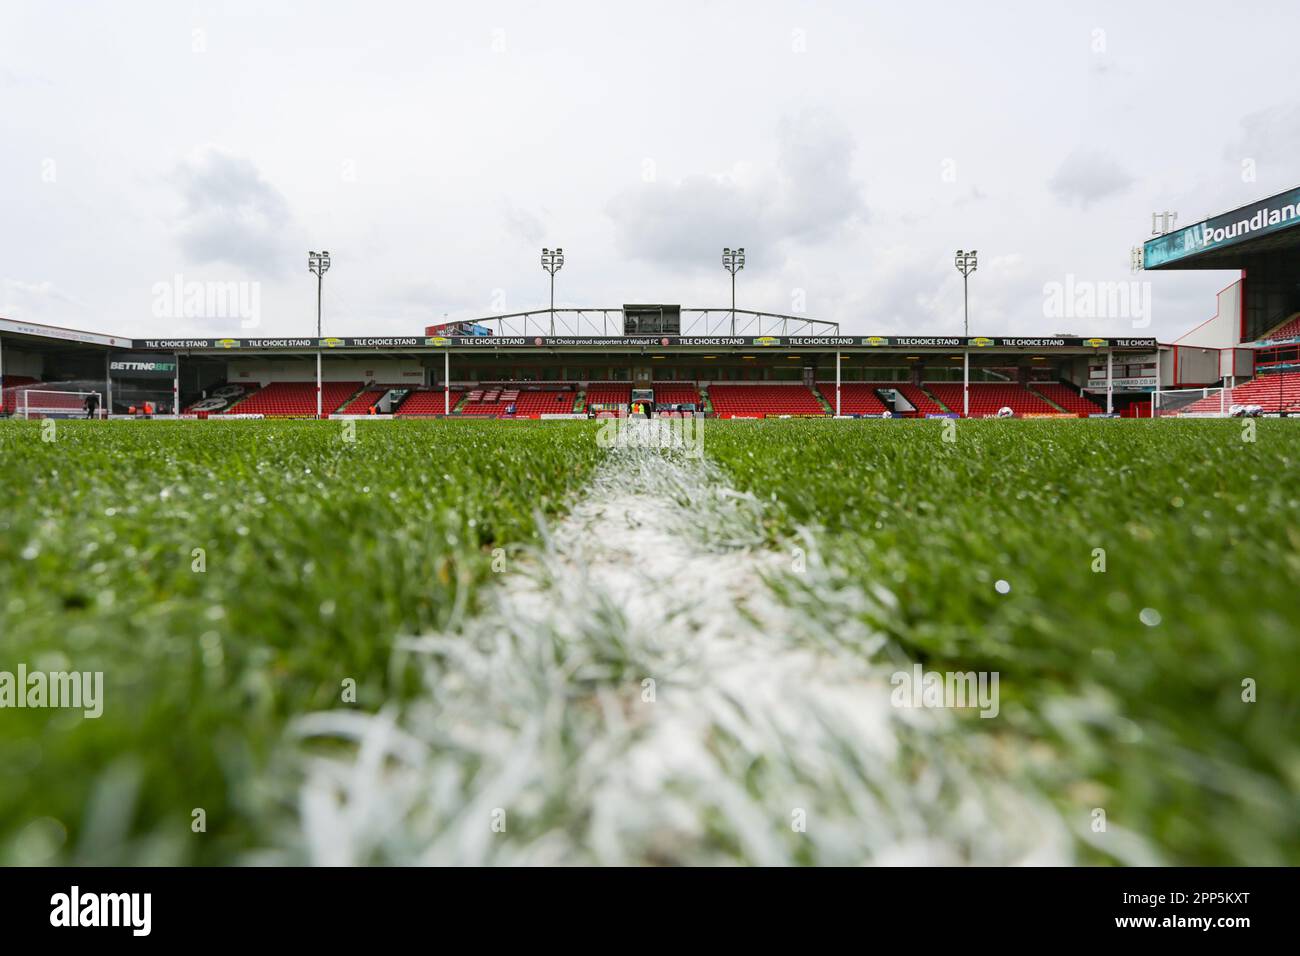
<box><xmin>954</xmin><ymin>248</ymin><xmax>978</xmax><ymax>277</ymax></box>
<box><xmin>541</xmin><ymin>247</ymin><xmax>564</xmax><ymax>276</ymax></box>
<box><xmin>722</xmin><ymin>246</ymin><xmax>745</xmax><ymax>276</ymax></box>
<box><xmin>308</xmin><ymin>250</ymin><xmax>331</xmax><ymax>276</ymax></box>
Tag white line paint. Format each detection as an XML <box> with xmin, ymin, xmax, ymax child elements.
<box><xmin>287</xmin><ymin>423</ymin><xmax>1076</xmax><ymax>865</ymax></box>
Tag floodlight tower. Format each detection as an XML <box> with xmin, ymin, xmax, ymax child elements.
<box><xmin>308</xmin><ymin>250</ymin><xmax>331</xmax><ymax>337</ymax></box>
<box><xmin>722</xmin><ymin>246</ymin><xmax>745</xmax><ymax>335</ymax></box>
<box><xmin>541</xmin><ymin>247</ymin><xmax>564</xmax><ymax>335</ymax></box>
<box><xmin>954</xmin><ymin>249</ymin><xmax>978</xmax><ymax>337</ymax></box>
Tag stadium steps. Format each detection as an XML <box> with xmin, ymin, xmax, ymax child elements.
<box><xmin>919</xmin><ymin>384</ymin><xmax>953</xmax><ymax>414</ymax></box>
<box><xmin>336</xmin><ymin>384</ymin><xmax>373</xmax><ymax>414</ymax></box>
<box><xmin>388</xmin><ymin>390</ymin><xmax>412</xmax><ymax>414</ymax></box>
<box><xmin>817</xmin><ymin>382</ymin><xmax>891</xmax><ymax>416</ymax></box>
<box><xmin>1027</xmin><ymin>385</ymin><xmax>1069</xmax><ymax>413</ymax></box>
<box><xmin>223</xmin><ymin>384</ymin><xmax>263</xmax><ymax>413</ymax></box>
<box><xmin>813</xmin><ymin>386</ymin><xmax>834</xmax><ymax>415</ymax></box>
<box><xmin>1031</xmin><ymin>382</ymin><xmax>1104</xmax><ymax>416</ymax></box>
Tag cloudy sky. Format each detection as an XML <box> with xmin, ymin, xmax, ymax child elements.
<box><xmin>2</xmin><ymin>0</ymin><xmax>1297</xmax><ymax>341</ymax></box>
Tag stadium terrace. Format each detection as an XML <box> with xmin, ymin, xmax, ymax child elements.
<box><xmin>0</xmin><ymin>311</ymin><xmax>1161</xmax><ymax>420</ymax></box>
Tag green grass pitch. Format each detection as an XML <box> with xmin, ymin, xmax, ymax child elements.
<box><xmin>0</xmin><ymin>418</ymin><xmax>1295</xmax><ymax>864</ymax></box>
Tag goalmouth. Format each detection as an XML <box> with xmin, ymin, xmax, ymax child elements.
<box><xmin>16</xmin><ymin>388</ymin><xmax>106</xmax><ymax>420</ymax></box>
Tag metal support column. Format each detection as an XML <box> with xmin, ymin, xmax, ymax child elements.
<box><xmin>105</xmin><ymin>352</ymin><xmax>112</xmax><ymax>416</ymax></box>
<box><xmin>835</xmin><ymin>350</ymin><xmax>841</xmax><ymax>417</ymax></box>
<box><xmin>316</xmin><ymin>352</ymin><xmax>322</xmax><ymax>418</ymax></box>
<box><xmin>1106</xmin><ymin>350</ymin><xmax>1114</xmax><ymax>415</ymax></box>
<box><xmin>1152</xmin><ymin>348</ymin><xmax>1161</xmax><ymax>417</ymax></box>
<box><xmin>963</xmin><ymin>351</ymin><xmax>969</xmax><ymax>418</ymax></box>
<box><xmin>731</xmin><ymin>272</ymin><xmax>736</xmax><ymax>337</ymax></box>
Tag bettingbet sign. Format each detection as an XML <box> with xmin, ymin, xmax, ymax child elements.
<box><xmin>1144</xmin><ymin>186</ymin><xmax>1300</xmax><ymax>268</ymax></box>
<box><xmin>109</xmin><ymin>353</ymin><xmax>177</xmax><ymax>378</ymax></box>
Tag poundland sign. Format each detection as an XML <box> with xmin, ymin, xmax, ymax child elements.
<box><xmin>1145</xmin><ymin>186</ymin><xmax>1300</xmax><ymax>267</ymax></box>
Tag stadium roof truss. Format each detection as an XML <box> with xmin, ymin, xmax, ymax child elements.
<box><xmin>453</xmin><ymin>308</ymin><xmax>841</xmax><ymax>338</ymax></box>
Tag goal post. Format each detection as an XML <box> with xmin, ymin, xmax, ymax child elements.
<box><xmin>1152</xmin><ymin>386</ymin><xmax>1236</xmax><ymax>418</ymax></box>
<box><xmin>17</xmin><ymin>388</ymin><xmax>105</xmax><ymax>420</ymax></box>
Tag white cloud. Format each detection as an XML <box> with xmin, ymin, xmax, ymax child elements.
<box><xmin>1049</xmin><ymin>148</ymin><xmax>1135</xmax><ymax>208</ymax></box>
<box><xmin>606</xmin><ymin>111</ymin><xmax>867</xmax><ymax>271</ymax></box>
<box><xmin>171</xmin><ymin>148</ymin><xmax>295</xmax><ymax>276</ymax></box>
<box><xmin>0</xmin><ymin>3</ymin><xmax>1286</xmax><ymax>340</ymax></box>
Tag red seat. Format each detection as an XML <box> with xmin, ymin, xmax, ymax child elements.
<box><xmin>395</xmin><ymin>389</ymin><xmax>465</xmax><ymax>416</ymax></box>
<box><xmin>707</xmin><ymin>384</ymin><xmax>825</xmax><ymax>418</ymax></box>
<box><xmin>924</xmin><ymin>382</ymin><xmax>1056</xmax><ymax>417</ymax></box>
<box><xmin>816</xmin><ymin>382</ymin><xmax>888</xmax><ymax>415</ymax></box>
<box><xmin>227</xmin><ymin>381</ymin><xmax>363</xmax><ymax>417</ymax></box>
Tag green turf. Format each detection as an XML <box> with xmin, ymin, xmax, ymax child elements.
<box><xmin>3</xmin><ymin>417</ymin><xmax>1296</xmax><ymax>865</ymax></box>
<box><xmin>0</xmin><ymin>419</ymin><xmax>602</xmax><ymax>864</ymax></box>
<box><xmin>704</xmin><ymin>418</ymin><xmax>1300</xmax><ymax>865</ymax></box>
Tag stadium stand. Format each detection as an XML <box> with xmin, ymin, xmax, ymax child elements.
<box><xmin>1264</xmin><ymin>314</ymin><xmax>1300</xmax><ymax>341</ymax></box>
<box><xmin>815</xmin><ymin>382</ymin><xmax>888</xmax><ymax>415</ymax></box>
<box><xmin>446</xmin><ymin>383</ymin><xmax>578</xmax><ymax>417</ymax></box>
<box><xmin>651</xmin><ymin>382</ymin><xmax>701</xmax><ymax>405</ymax></box>
<box><xmin>585</xmin><ymin>382</ymin><xmax>632</xmax><ymax>408</ymax></box>
<box><xmin>459</xmin><ymin>388</ymin><xmax>503</xmax><ymax>416</ymax></box>
<box><xmin>338</xmin><ymin>386</ymin><xmax>398</xmax><ymax>415</ymax></box>
<box><xmin>892</xmin><ymin>383</ymin><xmax>946</xmax><ymax>417</ymax></box>
<box><xmin>227</xmin><ymin>380</ymin><xmax>362</xmax><ymax>417</ymax></box>
<box><xmin>924</xmin><ymin>381</ymin><xmax>1057</xmax><ymax>417</ymax></box>
<box><xmin>1</xmin><ymin>375</ymin><xmax>39</xmax><ymax>415</ymax></box>
<box><xmin>394</xmin><ymin>388</ymin><xmax>464</xmax><ymax>416</ymax></box>
<box><xmin>183</xmin><ymin>383</ymin><xmax>258</xmax><ymax>414</ymax></box>
<box><xmin>512</xmin><ymin>387</ymin><xmax>577</xmax><ymax>417</ymax></box>
<box><xmin>1180</xmin><ymin>372</ymin><xmax>1300</xmax><ymax>414</ymax></box>
<box><xmin>1031</xmin><ymin>382</ymin><xmax>1104</xmax><ymax>416</ymax></box>
<box><xmin>708</xmin><ymin>383</ymin><xmax>825</xmax><ymax>418</ymax></box>
<box><xmin>2</xmin><ymin>378</ymin><xmax>94</xmax><ymax>416</ymax></box>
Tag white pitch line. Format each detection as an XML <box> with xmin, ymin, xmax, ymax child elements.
<box><xmin>284</xmin><ymin>421</ymin><xmax>1074</xmax><ymax>865</ymax></box>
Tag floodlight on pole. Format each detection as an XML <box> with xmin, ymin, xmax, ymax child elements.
<box><xmin>541</xmin><ymin>247</ymin><xmax>564</xmax><ymax>335</ymax></box>
<box><xmin>722</xmin><ymin>246</ymin><xmax>745</xmax><ymax>335</ymax></box>
<box><xmin>954</xmin><ymin>249</ymin><xmax>977</xmax><ymax>337</ymax></box>
<box><xmin>1151</xmin><ymin>211</ymin><xmax>1179</xmax><ymax>236</ymax></box>
<box><xmin>308</xmin><ymin>250</ymin><xmax>331</xmax><ymax>338</ymax></box>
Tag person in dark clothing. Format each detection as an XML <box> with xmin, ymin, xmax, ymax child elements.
<box><xmin>84</xmin><ymin>393</ymin><xmax>99</xmax><ymax>419</ymax></box>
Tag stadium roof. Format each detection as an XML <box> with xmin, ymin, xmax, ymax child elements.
<box><xmin>0</xmin><ymin>318</ymin><xmax>1157</xmax><ymax>355</ymax></box>
<box><xmin>1144</xmin><ymin>185</ymin><xmax>1300</xmax><ymax>270</ymax></box>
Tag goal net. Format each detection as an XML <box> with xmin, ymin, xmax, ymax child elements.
<box><xmin>1159</xmin><ymin>390</ymin><xmax>1237</xmax><ymax>418</ymax></box>
<box><xmin>16</xmin><ymin>389</ymin><xmax>105</xmax><ymax>419</ymax></box>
